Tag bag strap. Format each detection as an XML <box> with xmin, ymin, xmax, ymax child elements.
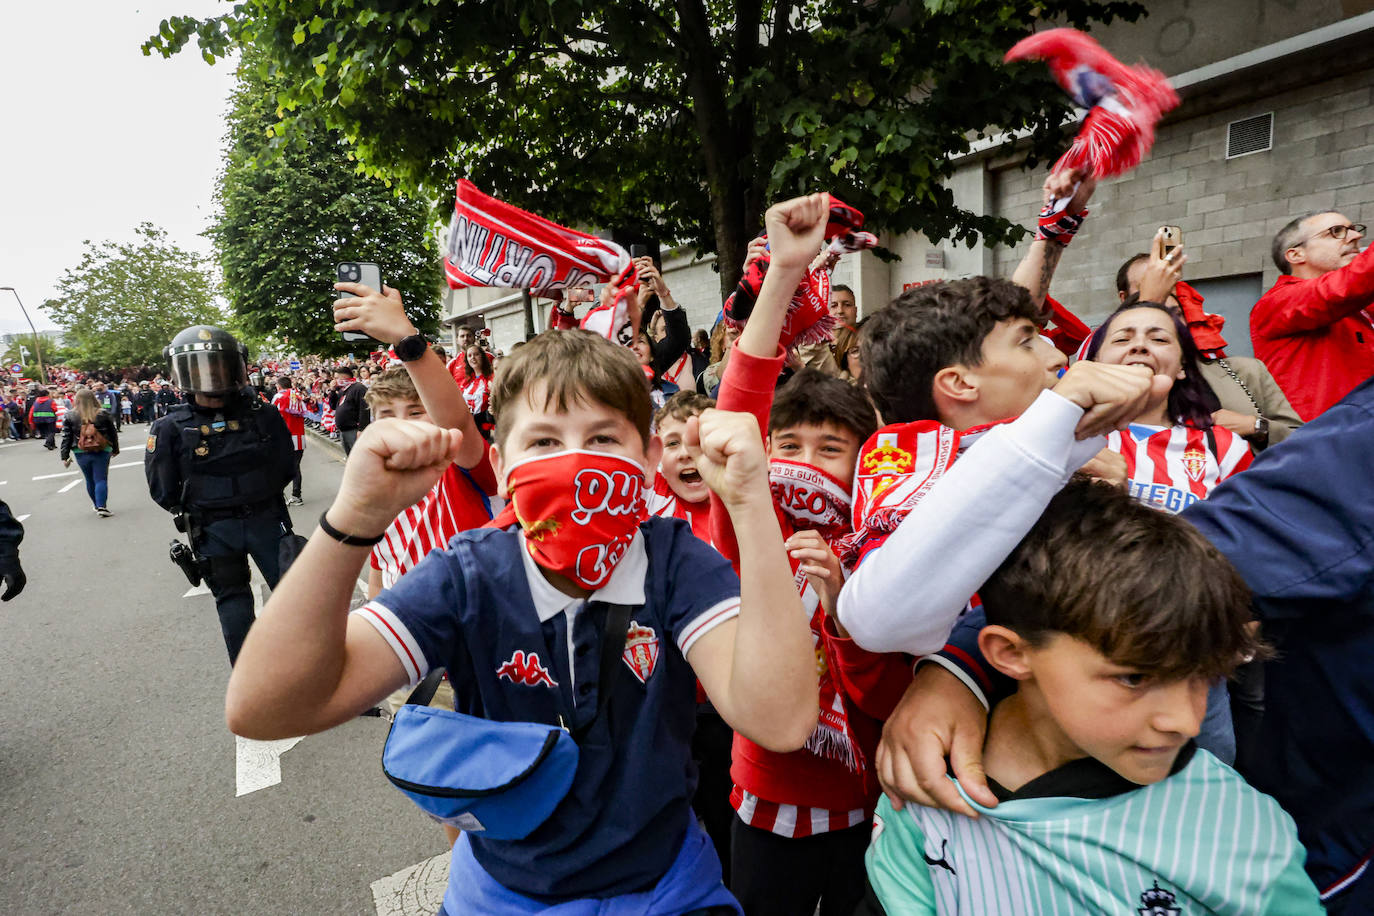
<box><xmin>573</xmin><ymin>601</ymin><xmax>633</xmax><ymax>739</ymax></box>
<box><xmin>406</xmin><ymin>667</ymin><xmax>447</xmax><ymax>707</ymax></box>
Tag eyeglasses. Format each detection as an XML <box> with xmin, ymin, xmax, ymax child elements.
<box><xmin>1296</xmin><ymin>223</ymin><xmax>1365</xmax><ymax>246</ymax></box>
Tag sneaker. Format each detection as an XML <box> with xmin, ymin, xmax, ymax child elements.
<box><xmin>96</xmin><ymin>507</ymin><xmax>112</xmax><ymax>517</ymax></box>
<box><xmin>286</xmin><ymin>496</ymin><xmax>304</xmax><ymax>506</ymax></box>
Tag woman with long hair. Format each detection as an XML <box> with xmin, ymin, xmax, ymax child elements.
<box><xmin>1085</xmin><ymin>298</ymin><xmax>1251</xmax><ymax>514</ymax></box>
<box><xmin>462</xmin><ymin>345</ymin><xmax>495</xmax><ymax>439</ymax></box>
<box><xmin>60</xmin><ymin>388</ymin><xmax>120</xmax><ymax>517</ymax></box>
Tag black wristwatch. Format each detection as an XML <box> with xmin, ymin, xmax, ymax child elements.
<box><xmin>395</xmin><ymin>333</ymin><xmax>428</xmax><ymax>362</ymax></box>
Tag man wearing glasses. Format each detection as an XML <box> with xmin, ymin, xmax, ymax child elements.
<box><xmin>1253</xmin><ymin>212</ymin><xmax>1374</xmax><ymax>420</ymax></box>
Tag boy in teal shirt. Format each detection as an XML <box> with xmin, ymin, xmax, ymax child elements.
<box><xmin>859</xmin><ymin>479</ymin><xmax>1322</xmax><ymax>914</ymax></box>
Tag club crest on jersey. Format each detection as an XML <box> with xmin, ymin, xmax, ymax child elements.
<box><xmin>1137</xmin><ymin>881</ymin><xmax>1181</xmax><ymax>916</ymax></box>
<box><xmin>861</xmin><ymin>441</ymin><xmax>913</xmax><ymax>500</ymax></box>
<box><xmin>496</xmin><ymin>650</ymin><xmax>558</xmax><ymax>688</ymax></box>
<box><xmin>621</xmin><ymin>620</ymin><xmax>660</xmax><ymax>683</ymax></box>
<box><xmin>1181</xmin><ymin>446</ymin><xmax>1207</xmax><ymax>482</ymax></box>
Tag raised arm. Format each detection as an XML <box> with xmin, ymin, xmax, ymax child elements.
<box><xmin>225</xmin><ymin>419</ymin><xmax>464</xmax><ymax>739</ymax></box>
<box><xmin>1010</xmin><ymin>170</ymin><xmax>1097</xmax><ymax>311</ymax></box>
<box><xmin>684</xmin><ymin>409</ymin><xmax>818</xmax><ymax>752</ymax></box>
<box><xmin>1258</xmin><ymin>244</ymin><xmax>1374</xmax><ymax>334</ymax></box>
<box><xmin>333</xmin><ymin>282</ymin><xmax>484</xmax><ymax>469</ymax></box>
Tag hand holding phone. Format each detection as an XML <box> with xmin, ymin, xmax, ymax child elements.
<box><xmin>334</xmin><ymin>263</ymin><xmax>416</xmax><ymax>345</ymax></box>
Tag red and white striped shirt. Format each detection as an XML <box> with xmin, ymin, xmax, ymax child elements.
<box><xmin>730</xmin><ymin>785</ymin><xmax>866</xmax><ymax>839</ymax></box>
<box><xmin>462</xmin><ymin>374</ymin><xmax>492</xmax><ymax>417</ymax></box>
<box><xmin>1106</xmin><ymin>423</ymin><xmax>1252</xmax><ymax>514</ymax></box>
<box><xmin>370</xmin><ymin>463</ymin><xmax>495</xmax><ymax>589</ymax></box>
<box><xmin>271</xmin><ymin>389</ymin><xmax>306</xmax><ymax>450</ymax></box>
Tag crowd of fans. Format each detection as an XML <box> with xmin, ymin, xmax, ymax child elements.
<box><xmin>11</xmin><ymin>124</ymin><xmax>1371</xmax><ymax>914</ymax></box>
<box><xmin>209</xmin><ymin>152</ymin><xmax>1374</xmax><ymax>916</ymax></box>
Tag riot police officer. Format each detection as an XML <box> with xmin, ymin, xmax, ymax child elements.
<box><xmin>145</xmin><ymin>325</ymin><xmax>296</xmax><ymax>664</ymax></box>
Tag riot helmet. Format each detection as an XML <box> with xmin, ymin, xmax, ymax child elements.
<box><xmin>164</xmin><ymin>325</ymin><xmax>249</xmax><ymax>395</ymax></box>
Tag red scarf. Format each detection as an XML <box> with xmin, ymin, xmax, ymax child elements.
<box><xmin>444</xmin><ymin>180</ymin><xmax>641</xmax><ymax>344</ymax></box>
<box><xmin>768</xmin><ymin>460</ymin><xmax>866</xmax><ymax>773</ymax></box>
<box><xmin>1175</xmin><ymin>281</ymin><xmax>1228</xmax><ymax>357</ymax></box>
<box><xmin>836</xmin><ymin>419</ymin><xmax>1007</xmax><ymax>567</ymax></box>
<box><xmin>487</xmin><ymin>451</ymin><xmax>648</xmax><ymax>590</ymax></box>
<box><xmin>724</xmin><ymin>196</ymin><xmax>878</xmax><ymax>349</ymax></box>
<box><xmin>1006</xmin><ymin>29</ymin><xmax>1178</xmax><ymax>181</ymax></box>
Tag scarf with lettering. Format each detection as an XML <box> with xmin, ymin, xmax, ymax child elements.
<box><xmin>1006</xmin><ymin>29</ymin><xmax>1178</xmax><ymax>195</ymax></box>
<box><xmin>723</xmin><ymin>196</ymin><xmax>878</xmax><ymax>349</ymax></box>
<box><xmin>443</xmin><ymin>179</ymin><xmax>641</xmax><ymax>344</ymax></box>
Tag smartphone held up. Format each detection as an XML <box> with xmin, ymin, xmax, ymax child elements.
<box><xmin>336</xmin><ymin>262</ymin><xmax>383</xmax><ymax>344</ymax></box>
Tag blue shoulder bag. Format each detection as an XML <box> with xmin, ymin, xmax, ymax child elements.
<box><xmin>381</xmin><ymin>602</ymin><xmax>632</xmax><ymax>840</ymax></box>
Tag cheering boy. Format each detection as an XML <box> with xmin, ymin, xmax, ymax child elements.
<box><xmin>858</xmin><ymin>478</ymin><xmax>1322</xmax><ymax>914</ymax></box>
<box><xmin>223</xmin><ymin>328</ymin><xmax>817</xmax><ymax>914</ymax></box>
<box><xmin>712</xmin><ymin>193</ymin><xmax>913</xmax><ymax>915</ymax></box>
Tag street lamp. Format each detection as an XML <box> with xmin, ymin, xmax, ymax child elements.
<box><xmin>0</xmin><ymin>287</ymin><xmax>46</xmax><ymax>383</ymax></box>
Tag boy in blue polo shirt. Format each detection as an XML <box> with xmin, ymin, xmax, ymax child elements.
<box><xmin>224</xmin><ymin>328</ymin><xmax>818</xmax><ymax>914</ymax></box>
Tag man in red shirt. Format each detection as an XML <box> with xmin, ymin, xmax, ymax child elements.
<box><xmin>445</xmin><ymin>325</ymin><xmax>477</xmax><ymax>387</ymax></box>
<box><xmin>271</xmin><ymin>376</ymin><xmax>306</xmax><ymax>505</ymax></box>
<box><xmin>1252</xmin><ymin>211</ymin><xmax>1374</xmax><ymax>420</ymax></box>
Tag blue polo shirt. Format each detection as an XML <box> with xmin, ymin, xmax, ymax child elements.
<box><xmin>354</xmin><ymin>517</ymin><xmax>741</xmax><ymax>900</ymax></box>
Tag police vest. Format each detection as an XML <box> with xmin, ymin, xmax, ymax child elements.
<box><xmin>173</xmin><ymin>397</ymin><xmax>285</xmax><ymax>511</ymax></box>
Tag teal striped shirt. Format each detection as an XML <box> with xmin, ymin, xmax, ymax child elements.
<box><xmin>865</xmin><ymin>750</ymin><xmax>1322</xmax><ymax>914</ymax></box>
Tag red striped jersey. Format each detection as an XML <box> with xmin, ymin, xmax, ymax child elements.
<box><xmin>54</xmin><ymin>402</ymin><xmax>68</xmax><ymax>426</ymax></box>
<box><xmin>1105</xmin><ymin>422</ymin><xmax>1252</xmax><ymax>514</ymax></box>
<box><xmin>271</xmin><ymin>389</ymin><xmax>306</xmax><ymax>450</ymax></box>
<box><xmin>462</xmin><ymin>374</ymin><xmax>491</xmax><ymax>416</ymax></box>
<box><xmin>730</xmin><ymin>785</ymin><xmax>865</xmax><ymax>839</ymax></box>
<box><xmin>370</xmin><ymin>463</ymin><xmax>494</xmax><ymax>589</ymax></box>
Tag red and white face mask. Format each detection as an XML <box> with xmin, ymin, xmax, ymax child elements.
<box><xmin>504</xmin><ymin>450</ymin><xmax>648</xmax><ymax>590</ymax></box>
<box><xmin>768</xmin><ymin>459</ymin><xmax>853</xmax><ymax>537</ymax></box>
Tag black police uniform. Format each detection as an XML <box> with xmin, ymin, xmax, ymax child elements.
<box><xmin>146</xmin><ymin>388</ymin><xmax>295</xmax><ymax>664</ymax></box>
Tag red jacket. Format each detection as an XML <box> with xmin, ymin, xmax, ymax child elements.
<box><xmin>1250</xmin><ymin>246</ymin><xmax>1374</xmax><ymax>420</ymax></box>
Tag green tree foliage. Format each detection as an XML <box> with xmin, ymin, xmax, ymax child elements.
<box><xmin>146</xmin><ymin>0</ymin><xmax>1143</xmax><ymax>298</ymax></box>
<box><xmin>208</xmin><ymin>52</ymin><xmax>443</xmax><ymax>358</ymax></box>
<box><xmin>44</xmin><ymin>224</ymin><xmax>223</xmax><ymax>371</ymax></box>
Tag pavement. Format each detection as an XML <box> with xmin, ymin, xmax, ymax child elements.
<box><xmin>0</xmin><ymin>427</ymin><xmax>450</xmax><ymax>915</ymax></box>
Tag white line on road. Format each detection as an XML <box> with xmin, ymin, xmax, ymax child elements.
<box><xmin>371</xmin><ymin>852</ymin><xmax>450</xmax><ymax>916</ymax></box>
<box><xmin>58</xmin><ymin>478</ymin><xmax>82</xmax><ymax>493</ymax></box>
<box><xmin>182</xmin><ymin>583</ymin><xmax>211</xmax><ymax>598</ymax></box>
<box><xmin>110</xmin><ymin>460</ymin><xmax>142</xmax><ymax>469</ymax></box>
<box><xmin>16</xmin><ymin>515</ymin><xmax>29</xmax><ymax>523</ymax></box>
<box><xmin>0</xmin><ymin>481</ymin><xmax>6</xmax><ymax>485</ymax></box>
<box><xmin>32</xmin><ymin>470</ymin><xmax>77</xmax><ymax>480</ymax></box>
<box><xmin>234</xmin><ymin>735</ymin><xmax>304</xmax><ymax>797</ymax></box>
<box><xmin>357</xmin><ymin>577</ymin><xmax>370</xmax><ymax>595</ymax></box>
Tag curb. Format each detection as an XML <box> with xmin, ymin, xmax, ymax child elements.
<box><xmin>305</xmin><ymin>426</ymin><xmax>347</xmax><ymax>460</ymax></box>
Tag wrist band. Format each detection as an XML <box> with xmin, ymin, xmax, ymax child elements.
<box><xmin>318</xmin><ymin>510</ymin><xmax>386</xmax><ymax>546</ymax></box>
<box><xmin>1035</xmin><ymin>206</ymin><xmax>1088</xmax><ymax>245</ymax></box>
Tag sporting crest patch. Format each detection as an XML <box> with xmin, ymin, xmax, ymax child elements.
<box><xmin>621</xmin><ymin>620</ymin><xmax>660</xmax><ymax>684</ymax></box>
<box><xmin>1181</xmin><ymin>446</ymin><xmax>1207</xmax><ymax>482</ymax></box>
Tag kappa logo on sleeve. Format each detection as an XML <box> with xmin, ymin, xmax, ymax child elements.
<box><xmin>496</xmin><ymin>650</ymin><xmax>558</xmax><ymax>688</ymax></box>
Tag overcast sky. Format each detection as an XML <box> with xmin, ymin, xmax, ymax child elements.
<box><xmin>0</xmin><ymin>0</ymin><xmax>236</xmax><ymax>334</ymax></box>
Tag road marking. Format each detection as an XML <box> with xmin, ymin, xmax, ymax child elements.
<box><xmin>182</xmin><ymin>582</ymin><xmax>211</xmax><ymax>598</ymax></box>
<box><xmin>357</xmin><ymin>577</ymin><xmax>370</xmax><ymax>596</ymax></box>
<box><xmin>110</xmin><ymin>460</ymin><xmax>142</xmax><ymax>469</ymax></box>
<box><xmin>0</xmin><ymin>481</ymin><xmax>6</xmax><ymax>485</ymax></box>
<box><xmin>371</xmin><ymin>852</ymin><xmax>450</xmax><ymax>916</ymax></box>
<box><xmin>234</xmin><ymin>735</ymin><xmax>304</xmax><ymax>796</ymax></box>
<box><xmin>32</xmin><ymin>470</ymin><xmax>77</xmax><ymax>480</ymax></box>
<box><xmin>16</xmin><ymin>514</ymin><xmax>30</xmax><ymax>523</ymax></box>
<box><xmin>58</xmin><ymin>478</ymin><xmax>82</xmax><ymax>493</ymax></box>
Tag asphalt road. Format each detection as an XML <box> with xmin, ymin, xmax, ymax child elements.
<box><xmin>0</xmin><ymin>428</ymin><xmax>449</xmax><ymax>915</ymax></box>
